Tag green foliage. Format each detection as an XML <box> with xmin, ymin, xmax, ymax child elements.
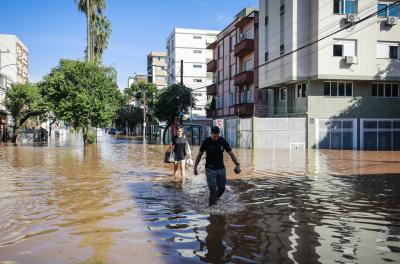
<box><xmin>114</xmin><ymin>107</ymin><xmax>143</xmax><ymax>131</ymax></box>
<box><xmin>85</xmin><ymin>132</ymin><xmax>97</xmax><ymax>144</ymax></box>
<box><xmin>5</xmin><ymin>83</ymin><xmax>48</xmax><ymax>142</ymax></box>
<box><xmin>154</xmin><ymin>84</ymin><xmax>194</xmax><ymax>124</ymax></box>
<box><xmin>40</xmin><ymin>59</ymin><xmax>122</xmax><ymax>140</ymax></box>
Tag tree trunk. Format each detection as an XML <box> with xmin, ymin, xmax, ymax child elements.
<box><xmin>11</xmin><ymin>125</ymin><xmax>19</xmax><ymax>143</ymax></box>
<box><xmin>82</xmin><ymin>126</ymin><xmax>88</xmax><ymax>144</ymax></box>
<box><xmin>162</xmin><ymin>123</ymin><xmax>170</xmax><ymax>145</ymax></box>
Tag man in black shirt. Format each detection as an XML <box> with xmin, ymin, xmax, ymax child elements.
<box><xmin>194</xmin><ymin>126</ymin><xmax>241</xmax><ymax>206</ymax></box>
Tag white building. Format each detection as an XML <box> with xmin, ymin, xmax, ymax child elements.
<box><xmin>258</xmin><ymin>0</ymin><xmax>400</xmax><ymax>150</ymax></box>
<box><xmin>0</xmin><ymin>34</ymin><xmax>28</xmax><ymax>140</ymax></box>
<box><xmin>166</xmin><ymin>28</ymin><xmax>219</xmax><ymax>117</ymax></box>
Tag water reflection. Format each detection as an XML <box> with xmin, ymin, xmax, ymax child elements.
<box><xmin>0</xmin><ymin>134</ymin><xmax>399</xmax><ymax>264</ymax></box>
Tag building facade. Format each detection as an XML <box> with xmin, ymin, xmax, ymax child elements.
<box><xmin>259</xmin><ymin>0</ymin><xmax>400</xmax><ymax>150</ymax></box>
<box><xmin>206</xmin><ymin>8</ymin><xmax>267</xmax><ymax>119</ymax></box>
<box><xmin>166</xmin><ymin>28</ymin><xmax>219</xmax><ymax>117</ymax></box>
<box><xmin>147</xmin><ymin>51</ymin><xmax>167</xmax><ymax>90</ymax></box>
<box><xmin>0</xmin><ymin>34</ymin><xmax>28</xmax><ymax>141</ymax></box>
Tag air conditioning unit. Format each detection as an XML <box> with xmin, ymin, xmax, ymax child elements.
<box><xmin>345</xmin><ymin>56</ymin><xmax>358</xmax><ymax>64</ymax></box>
<box><xmin>346</xmin><ymin>14</ymin><xmax>359</xmax><ymax>24</ymax></box>
<box><xmin>386</xmin><ymin>16</ymin><xmax>398</xmax><ymax>26</ymax></box>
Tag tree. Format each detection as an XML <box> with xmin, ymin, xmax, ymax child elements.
<box><xmin>93</xmin><ymin>14</ymin><xmax>111</xmax><ymax>63</ymax></box>
<box><xmin>76</xmin><ymin>0</ymin><xmax>109</xmax><ymax>62</ymax></box>
<box><xmin>40</xmin><ymin>59</ymin><xmax>122</xmax><ymax>143</ymax></box>
<box><xmin>154</xmin><ymin>84</ymin><xmax>194</xmax><ymax>144</ymax></box>
<box><xmin>5</xmin><ymin>83</ymin><xmax>48</xmax><ymax>143</ymax></box>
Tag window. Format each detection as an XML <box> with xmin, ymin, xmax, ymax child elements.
<box><xmin>218</xmin><ymin>45</ymin><xmax>224</xmax><ymax>59</ymax></box>
<box><xmin>372</xmin><ymin>83</ymin><xmax>399</xmax><ymax>98</ymax></box>
<box><xmin>230</xmin><ymin>64</ymin><xmax>236</xmax><ymax>77</ymax></box>
<box><xmin>296</xmin><ymin>83</ymin><xmax>307</xmax><ymax>98</ymax></box>
<box><xmin>193</xmin><ymin>64</ymin><xmax>203</xmax><ymax>68</ymax></box>
<box><xmin>193</xmin><ymin>50</ymin><xmax>203</xmax><ymax>54</ymax></box>
<box><xmin>333</xmin><ymin>39</ymin><xmax>356</xmax><ymax>57</ymax></box>
<box><xmin>193</xmin><ymin>36</ymin><xmax>202</xmax><ymax>39</ymax></box>
<box><xmin>280</xmin><ymin>0</ymin><xmax>285</xmax><ymax>55</ymax></box>
<box><xmin>334</xmin><ymin>0</ymin><xmax>357</xmax><ymax>14</ymax></box>
<box><xmin>239</xmin><ymin>89</ymin><xmax>253</xmax><ymax>104</ymax></box>
<box><xmin>230</xmin><ymin>35</ymin><xmax>236</xmax><ymax>51</ymax></box>
<box><xmin>218</xmin><ymin>70</ymin><xmax>223</xmax><ymax>83</ymax></box>
<box><xmin>228</xmin><ymin>93</ymin><xmax>235</xmax><ymax>106</ymax></box>
<box><xmin>215</xmin><ymin>96</ymin><xmax>222</xmax><ymax>109</ymax></box>
<box><xmin>280</xmin><ymin>44</ymin><xmax>285</xmax><ymax>55</ymax></box>
<box><xmin>377</xmin><ymin>41</ymin><xmax>399</xmax><ymax>59</ymax></box>
<box><xmin>244</xmin><ymin>59</ymin><xmax>253</xmax><ymax>71</ymax></box>
<box><xmin>378</xmin><ymin>2</ymin><xmax>400</xmax><ymax>17</ymax></box>
<box><xmin>279</xmin><ymin>88</ymin><xmax>287</xmax><ymax>101</ymax></box>
<box><xmin>193</xmin><ymin>79</ymin><xmax>203</xmax><ymax>83</ymax></box>
<box><xmin>324</xmin><ymin>82</ymin><xmax>353</xmax><ymax>96</ymax></box>
<box><xmin>265</xmin><ymin>52</ymin><xmax>269</xmax><ymax>61</ymax></box>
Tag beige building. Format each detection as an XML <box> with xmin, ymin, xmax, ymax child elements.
<box><xmin>147</xmin><ymin>51</ymin><xmax>167</xmax><ymax>90</ymax></box>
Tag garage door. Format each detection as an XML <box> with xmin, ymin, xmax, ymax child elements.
<box><xmin>316</xmin><ymin>118</ymin><xmax>357</xmax><ymax>150</ymax></box>
<box><xmin>361</xmin><ymin>119</ymin><xmax>400</xmax><ymax>150</ymax></box>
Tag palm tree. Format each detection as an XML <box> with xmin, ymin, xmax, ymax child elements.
<box><xmin>93</xmin><ymin>14</ymin><xmax>111</xmax><ymax>63</ymax></box>
<box><xmin>76</xmin><ymin>0</ymin><xmax>106</xmax><ymax>62</ymax></box>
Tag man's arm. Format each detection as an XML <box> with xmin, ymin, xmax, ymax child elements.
<box><xmin>193</xmin><ymin>151</ymin><xmax>204</xmax><ymax>175</ymax></box>
<box><xmin>227</xmin><ymin>151</ymin><xmax>240</xmax><ymax>166</ymax></box>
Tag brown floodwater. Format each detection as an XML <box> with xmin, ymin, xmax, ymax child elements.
<box><xmin>0</xmin><ymin>132</ymin><xmax>400</xmax><ymax>264</ymax></box>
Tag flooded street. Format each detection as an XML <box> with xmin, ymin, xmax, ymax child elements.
<box><xmin>1</xmin><ymin>133</ymin><xmax>400</xmax><ymax>264</ymax></box>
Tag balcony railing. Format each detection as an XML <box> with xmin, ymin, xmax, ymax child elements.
<box><xmin>234</xmin><ymin>71</ymin><xmax>254</xmax><ymax>86</ymax></box>
<box><xmin>207</xmin><ymin>59</ymin><xmax>217</xmax><ymax>72</ymax></box>
<box><xmin>234</xmin><ymin>103</ymin><xmax>254</xmax><ymax>117</ymax></box>
<box><xmin>234</xmin><ymin>39</ymin><xmax>255</xmax><ymax>57</ymax></box>
<box><xmin>206</xmin><ymin>83</ymin><xmax>217</xmax><ymax>95</ymax></box>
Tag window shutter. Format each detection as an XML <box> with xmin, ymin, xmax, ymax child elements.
<box><xmin>377</xmin><ymin>42</ymin><xmax>389</xmax><ymax>59</ymax></box>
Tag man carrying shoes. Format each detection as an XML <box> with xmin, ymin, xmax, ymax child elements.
<box><xmin>194</xmin><ymin>126</ymin><xmax>241</xmax><ymax>206</ymax></box>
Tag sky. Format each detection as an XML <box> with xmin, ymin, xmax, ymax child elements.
<box><xmin>0</xmin><ymin>0</ymin><xmax>258</xmax><ymax>89</ymax></box>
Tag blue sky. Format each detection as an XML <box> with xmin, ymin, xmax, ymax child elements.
<box><xmin>0</xmin><ymin>0</ymin><xmax>258</xmax><ymax>89</ymax></box>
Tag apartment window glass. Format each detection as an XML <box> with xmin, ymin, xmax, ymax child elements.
<box><xmin>279</xmin><ymin>88</ymin><xmax>287</xmax><ymax>101</ymax></box>
<box><xmin>265</xmin><ymin>0</ymin><xmax>269</xmax><ymax>62</ymax></box>
<box><xmin>333</xmin><ymin>39</ymin><xmax>356</xmax><ymax>57</ymax></box>
<box><xmin>230</xmin><ymin>35</ymin><xmax>236</xmax><ymax>50</ymax></box>
<box><xmin>218</xmin><ymin>70</ymin><xmax>223</xmax><ymax>82</ymax></box>
<box><xmin>334</xmin><ymin>0</ymin><xmax>357</xmax><ymax>14</ymax></box>
<box><xmin>244</xmin><ymin>59</ymin><xmax>253</xmax><ymax>71</ymax></box>
<box><xmin>296</xmin><ymin>83</ymin><xmax>307</xmax><ymax>98</ymax></box>
<box><xmin>193</xmin><ymin>36</ymin><xmax>202</xmax><ymax>39</ymax></box>
<box><xmin>193</xmin><ymin>64</ymin><xmax>202</xmax><ymax>68</ymax></box>
<box><xmin>377</xmin><ymin>41</ymin><xmax>399</xmax><ymax>59</ymax></box>
<box><xmin>378</xmin><ymin>2</ymin><xmax>400</xmax><ymax>17</ymax></box>
<box><xmin>280</xmin><ymin>0</ymin><xmax>285</xmax><ymax>55</ymax></box>
<box><xmin>193</xmin><ymin>50</ymin><xmax>203</xmax><ymax>54</ymax></box>
<box><xmin>324</xmin><ymin>82</ymin><xmax>353</xmax><ymax>96</ymax></box>
<box><xmin>372</xmin><ymin>83</ymin><xmax>400</xmax><ymax>98</ymax></box>
<box><xmin>230</xmin><ymin>64</ymin><xmax>237</xmax><ymax>77</ymax></box>
<box><xmin>218</xmin><ymin>45</ymin><xmax>224</xmax><ymax>59</ymax></box>
<box><xmin>193</xmin><ymin>79</ymin><xmax>202</xmax><ymax>83</ymax></box>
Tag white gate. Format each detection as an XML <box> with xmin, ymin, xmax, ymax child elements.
<box><xmin>225</xmin><ymin>118</ymin><xmax>238</xmax><ymax>148</ymax></box>
<box><xmin>239</xmin><ymin>118</ymin><xmax>253</xmax><ymax>149</ymax></box>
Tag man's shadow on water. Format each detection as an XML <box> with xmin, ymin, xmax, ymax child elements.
<box><xmin>195</xmin><ymin>214</ymin><xmax>229</xmax><ymax>264</ymax></box>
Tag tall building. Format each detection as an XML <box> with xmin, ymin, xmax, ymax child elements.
<box><xmin>147</xmin><ymin>51</ymin><xmax>167</xmax><ymax>90</ymax></box>
<box><xmin>166</xmin><ymin>28</ymin><xmax>220</xmax><ymax>117</ymax></box>
<box><xmin>0</xmin><ymin>34</ymin><xmax>28</xmax><ymax>141</ymax></box>
<box><xmin>259</xmin><ymin>0</ymin><xmax>400</xmax><ymax>150</ymax></box>
<box><xmin>206</xmin><ymin>8</ymin><xmax>267</xmax><ymax>119</ymax></box>
<box><xmin>127</xmin><ymin>73</ymin><xmax>147</xmax><ymax>89</ymax></box>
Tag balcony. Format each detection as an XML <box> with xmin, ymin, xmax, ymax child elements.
<box><xmin>234</xmin><ymin>71</ymin><xmax>254</xmax><ymax>86</ymax></box>
<box><xmin>206</xmin><ymin>83</ymin><xmax>217</xmax><ymax>95</ymax></box>
<box><xmin>234</xmin><ymin>39</ymin><xmax>255</xmax><ymax>57</ymax></box>
<box><xmin>207</xmin><ymin>59</ymin><xmax>217</xmax><ymax>72</ymax></box>
<box><xmin>234</xmin><ymin>103</ymin><xmax>254</xmax><ymax>117</ymax></box>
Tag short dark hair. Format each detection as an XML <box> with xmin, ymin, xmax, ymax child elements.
<box><xmin>211</xmin><ymin>126</ymin><xmax>220</xmax><ymax>134</ymax></box>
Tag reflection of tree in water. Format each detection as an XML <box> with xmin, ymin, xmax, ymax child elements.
<box><xmin>197</xmin><ymin>215</ymin><xmax>227</xmax><ymax>264</ymax></box>
<box><xmin>50</xmin><ymin>145</ymin><xmax>119</xmax><ymax>264</ymax></box>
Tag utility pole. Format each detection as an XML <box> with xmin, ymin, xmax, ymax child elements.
<box><xmin>143</xmin><ymin>91</ymin><xmax>146</xmax><ymax>141</ymax></box>
<box><xmin>180</xmin><ymin>59</ymin><xmax>183</xmax><ymax>85</ymax></box>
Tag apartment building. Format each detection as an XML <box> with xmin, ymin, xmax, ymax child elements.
<box><xmin>166</xmin><ymin>28</ymin><xmax>219</xmax><ymax>117</ymax></box>
<box><xmin>0</xmin><ymin>34</ymin><xmax>28</xmax><ymax>141</ymax></box>
<box><xmin>206</xmin><ymin>8</ymin><xmax>267</xmax><ymax>119</ymax></box>
<box><xmin>259</xmin><ymin>0</ymin><xmax>400</xmax><ymax>150</ymax></box>
<box><xmin>147</xmin><ymin>51</ymin><xmax>167</xmax><ymax>90</ymax></box>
